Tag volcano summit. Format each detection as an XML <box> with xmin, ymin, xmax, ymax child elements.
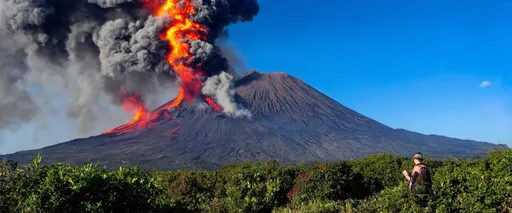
<box><xmin>2</xmin><ymin>70</ymin><xmax>501</xmax><ymax>170</ymax></box>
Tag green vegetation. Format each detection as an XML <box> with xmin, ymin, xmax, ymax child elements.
<box><xmin>1</xmin><ymin>149</ymin><xmax>511</xmax><ymax>213</ymax></box>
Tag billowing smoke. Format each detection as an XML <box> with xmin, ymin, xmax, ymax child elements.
<box><xmin>0</xmin><ymin>0</ymin><xmax>259</xmax><ymax>137</ymax></box>
<box><xmin>0</xmin><ymin>0</ymin><xmax>171</xmax><ymax>134</ymax></box>
<box><xmin>202</xmin><ymin>72</ymin><xmax>251</xmax><ymax>118</ymax></box>
<box><xmin>186</xmin><ymin>0</ymin><xmax>259</xmax><ymax>77</ymax></box>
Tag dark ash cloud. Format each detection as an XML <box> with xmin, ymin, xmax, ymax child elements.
<box><xmin>0</xmin><ymin>0</ymin><xmax>259</xmax><ymax>135</ymax></box>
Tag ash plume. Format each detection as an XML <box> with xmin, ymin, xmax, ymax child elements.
<box><xmin>0</xmin><ymin>0</ymin><xmax>259</xmax><ymax>139</ymax></box>
<box><xmin>88</xmin><ymin>0</ymin><xmax>136</xmax><ymax>8</ymax></box>
<box><xmin>202</xmin><ymin>72</ymin><xmax>251</xmax><ymax>118</ymax></box>
<box><xmin>187</xmin><ymin>0</ymin><xmax>259</xmax><ymax>78</ymax></box>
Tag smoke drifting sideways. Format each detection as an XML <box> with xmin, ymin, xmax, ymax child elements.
<box><xmin>0</xmin><ymin>0</ymin><xmax>258</xmax><ymax>139</ymax></box>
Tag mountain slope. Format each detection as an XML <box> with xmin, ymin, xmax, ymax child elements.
<box><xmin>1</xmin><ymin>70</ymin><xmax>502</xmax><ymax>170</ymax></box>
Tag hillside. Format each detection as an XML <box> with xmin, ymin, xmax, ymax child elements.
<box><xmin>1</xmin><ymin>70</ymin><xmax>501</xmax><ymax>170</ymax></box>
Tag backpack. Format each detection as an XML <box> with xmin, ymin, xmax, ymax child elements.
<box><xmin>418</xmin><ymin>165</ymin><xmax>432</xmax><ymax>184</ymax></box>
<box><xmin>413</xmin><ymin>165</ymin><xmax>434</xmax><ymax>199</ymax></box>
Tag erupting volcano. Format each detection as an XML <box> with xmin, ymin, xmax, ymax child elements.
<box><xmin>104</xmin><ymin>0</ymin><xmax>245</xmax><ymax>135</ymax></box>
<box><xmin>2</xmin><ymin>71</ymin><xmax>502</xmax><ymax>170</ymax></box>
<box><xmin>1</xmin><ymin>0</ymin><xmax>502</xmax><ymax>171</ymax></box>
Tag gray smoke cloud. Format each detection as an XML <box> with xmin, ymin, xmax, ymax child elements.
<box><xmin>202</xmin><ymin>72</ymin><xmax>251</xmax><ymax>118</ymax></box>
<box><xmin>0</xmin><ymin>32</ymin><xmax>41</xmax><ymax>130</ymax></box>
<box><xmin>93</xmin><ymin>15</ymin><xmax>171</xmax><ymax>78</ymax></box>
<box><xmin>0</xmin><ymin>0</ymin><xmax>259</xmax><ymax>138</ymax></box>
<box><xmin>186</xmin><ymin>0</ymin><xmax>259</xmax><ymax>78</ymax></box>
<box><xmin>0</xmin><ymin>0</ymin><xmax>175</xmax><ymax>135</ymax></box>
<box><xmin>88</xmin><ymin>0</ymin><xmax>136</xmax><ymax>8</ymax></box>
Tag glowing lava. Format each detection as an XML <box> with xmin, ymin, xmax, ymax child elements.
<box><xmin>103</xmin><ymin>0</ymin><xmax>222</xmax><ymax>135</ymax></box>
<box><xmin>156</xmin><ymin>0</ymin><xmax>207</xmax><ymax>109</ymax></box>
<box><xmin>123</xmin><ymin>95</ymin><xmax>150</xmax><ymax>122</ymax></box>
<box><xmin>103</xmin><ymin>94</ymin><xmax>152</xmax><ymax>135</ymax></box>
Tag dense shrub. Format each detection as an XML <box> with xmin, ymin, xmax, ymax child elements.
<box><xmin>428</xmin><ymin>149</ymin><xmax>512</xmax><ymax>212</ymax></box>
<box><xmin>153</xmin><ymin>170</ymin><xmax>221</xmax><ymax>212</ymax></box>
<box><xmin>272</xmin><ymin>200</ymin><xmax>354</xmax><ymax>213</ymax></box>
<box><xmin>287</xmin><ymin>162</ymin><xmax>368</xmax><ymax>205</ymax></box>
<box><xmin>1</xmin><ymin>148</ymin><xmax>511</xmax><ymax>213</ymax></box>
<box><xmin>0</xmin><ymin>154</ymin><xmax>162</xmax><ymax>213</ymax></box>
<box><xmin>153</xmin><ymin>160</ymin><xmax>297</xmax><ymax>213</ymax></box>
<box><xmin>220</xmin><ymin>161</ymin><xmax>297</xmax><ymax>213</ymax></box>
<box><xmin>347</xmin><ymin>153</ymin><xmax>407</xmax><ymax>192</ymax></box>
<box><xmin>0</xmin><ymin>159</ymin><xmax>18</xmax><ymax>212</ymax></box>
<box><xmin>354</xmin><ymin>182</ymin><xmax>426</xmax><ymax>213</ymax></box>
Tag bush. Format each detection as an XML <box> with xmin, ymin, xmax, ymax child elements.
<box><xmin>1</xmin><ymin>148</ymin><xmax>511</xmax><ymax>213</ymax></box>
<box><xmin>354</xmin><ymin>182</ymin><xmax>426</xmax><ymax>213</ymax></box>
<box><xmin>287</xmin><ymin>162</ymin><xmax>369</xmax><ymax>205</ymax></box>
<box><xmin>220</xmin><ymin>160</ymin><xmax>296</xmax><ymax>213</ymax></box>
<box><xmin>153</xmin><ymin>160</ymin><xmax>297</xmax><ymax>213</ymax></box>
<box><xmin>272</xmin><ymin>199</ymin><xmax>354</xmax><ymax>213</ymax></box>
<box><xmin>1</xmin><ymin>153</ymin><xmax>162</xmax><ymax>213</ymax></box>
<box><xmin>348</xmin><ymin>153</ymin><xmax>407</xmax><ymax>193</ymax></box>
<box><xmin>428</xmin><ymin>149</ymin><xmax>512</xmax><ymax>212</ymax></box>
<box><xmin>153</xmin><ymin>170</ymin><xmax>221</xmax><ymax>212</ymax></box>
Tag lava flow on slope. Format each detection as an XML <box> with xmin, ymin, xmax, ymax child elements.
<box><xmin>103</xmin><ymin>0</ymin><xmax>222</xmax><ymax>135</ymax></box>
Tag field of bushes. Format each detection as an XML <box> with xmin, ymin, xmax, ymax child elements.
<box><xmin>1</xmin><ymin>148</ymin><xmax>511</xmax><ymax>213</ymax></box>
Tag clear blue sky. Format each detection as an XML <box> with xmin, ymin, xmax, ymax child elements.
<box><xmin>1</xmin><ymin>0</ymin><xmax>511</xmax><ymax>154</ymax></box>
<box><xmin>226</xmin><ymin>0</ymin><xmax>512</xmax><ymax>145</ymax></box>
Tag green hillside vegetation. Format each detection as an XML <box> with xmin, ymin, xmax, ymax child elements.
<box><xmin>1</xmin><ymin>148</ymin><xmax>511</xmax><ymax>213</ymax></box>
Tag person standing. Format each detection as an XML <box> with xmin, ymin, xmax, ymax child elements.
<box><xmin>402</xmin><ymin>152</ymin><xmax>434</xmax><ymax>208</ymax></box>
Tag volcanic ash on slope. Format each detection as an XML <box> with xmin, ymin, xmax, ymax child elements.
<box><xmin>1</xmin><ymin>71</ymin><xmax>500</xmax><ymax>170</ymax></box>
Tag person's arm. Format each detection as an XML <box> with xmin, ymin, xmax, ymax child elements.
<box><xmin>403</xmin><ymin>167</ymin><xmax>419</xmax><ymax>187</ymax></box>
<box><xmin>402</xmin><ymin>170</ymin><xmax>411</xmax><ymax>181</ymax></box>
<box><xmin>411</xmin><ymin>171</ymin><xmax>419</xmax><ymax>183</ymax></box>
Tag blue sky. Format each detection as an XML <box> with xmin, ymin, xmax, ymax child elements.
<box><xmin>226</xmin><ymin>0</ymin><xmax>512</xmax><ymax>145</ymax></box>
<box><xmin>1</xmin><ymin>0</ymin><xmax>511</xmax><ymax>154</ymax></box>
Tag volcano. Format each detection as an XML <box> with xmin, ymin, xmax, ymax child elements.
<box><xmin>1</xmin><ymin>70</ymin><xmax>502</xmax><ymax>170</ymax></box>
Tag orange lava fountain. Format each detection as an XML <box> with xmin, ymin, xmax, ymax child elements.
<box><xmin>155</xmin><ymin>0</ymin><xmax>207</xmax><ymax>110</ymax></box>
<box><xmin>103</xmin><ymin>0</ymin><xmax>222</xmax><ymax>135</ymax></box>
<box><xmin>103</xmin><ymin>94</ymin><xmax>151</xmax><ymax>134</ymax></box>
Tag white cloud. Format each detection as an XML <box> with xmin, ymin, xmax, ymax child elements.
<box><xmin>480</xmin><ymin>81</ymin><xmax>491</xmax><ymax>87</ymax></box>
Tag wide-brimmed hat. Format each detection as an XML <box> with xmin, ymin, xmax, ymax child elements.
<box><xmin>413</xmin><ymin>153</ymin><xmax>424</xmax><ymax>160</ymax></box>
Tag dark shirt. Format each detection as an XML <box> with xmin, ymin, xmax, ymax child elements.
<box><xmin>410</xmin><ymin>163</ymin><xmax>432</xmax><ymax>195</ymax></box>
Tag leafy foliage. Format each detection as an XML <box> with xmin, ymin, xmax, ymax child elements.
<box><xmin>287</xmin><ymin>162</ymin><xmax>368</xmax><ymax>204</ymax></box>
<box><xmin>348</xmin><ymin>153</ymin><xmax>408</xmax><ymax>192</ymax></box>
<box><xmin>1</xmin><ymin>153</ymin><xmax>162</xmax><ymax>213</ymax></box>
<box><xmin>220</xmin><ymin>161</ymin><xmax>296</xmax><ymax>212</ymax></box>
<box><xmin>1</xmin><ymin>148</ymin><xmax>511</xmax><ymax>213</ymax></box>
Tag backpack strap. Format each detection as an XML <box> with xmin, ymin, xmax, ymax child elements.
<box><xmin>419</xmin><ymin>166</ymin><xmax>425</xmax><ymax>182</ymax></box>
<box><xmin>415</xmin><ymin>164</ymin><xmax>427</xmax><ymax>182</ymax></box>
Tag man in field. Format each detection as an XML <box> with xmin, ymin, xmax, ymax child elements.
<box><xmin>402</xmin><ymin>152</ymin><xmax>434</xmax><ymax>208</ymax></box>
